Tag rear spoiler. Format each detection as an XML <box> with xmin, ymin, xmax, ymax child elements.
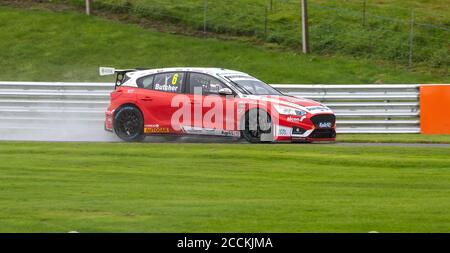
<box><xmin>99</xmin><ymin>67</ymin><xmax>149</xmax><ymax>88</ymax></box>
<box><xmin>99</xmin><ymin>67</ymin><xmax>138</xmax><ymax>76</ymax></box>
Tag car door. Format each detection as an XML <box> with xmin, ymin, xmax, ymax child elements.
<box><xmin>135</xmin><ymin>72</ymin><xmax>186</xmax><ymax>134</ymax></box>
<box><xmin>187</xmin><ymin>72</ymin><xmax>237</xmax><ymax>134</ymax></box>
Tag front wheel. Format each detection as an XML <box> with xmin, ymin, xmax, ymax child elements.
<box><xmin>113</xmin><ymin>106</ymin><xmax>144</xmax><ymax>142</ymax></box>
<box><xmin>241</xmin><ymin>109</ymin><xmax>273</xmax><ymax>143</ymax></box>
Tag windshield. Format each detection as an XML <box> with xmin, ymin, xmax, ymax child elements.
<box><xmin>226</xmin><ymin>76</ymin><xmax>282</xmax><ymax>95</ymax></box>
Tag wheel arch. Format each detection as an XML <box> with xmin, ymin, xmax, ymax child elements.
<box><xmin>114</xmin><ymin>103</ymin><xmax>144</xmax><ymax>118</ymax></box>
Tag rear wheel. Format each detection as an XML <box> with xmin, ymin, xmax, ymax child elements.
<box><xmin>241</xmin><ymin>109</ymin><xmax>273</xmax><ymax>143</ymax></box>
<box><xmin>113</xmin><ymin>106</ymin><xmax>144</xmax><ymax>142</ymax></box>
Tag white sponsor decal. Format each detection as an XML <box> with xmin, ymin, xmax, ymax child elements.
<box><xmin>286</xmin><ymin>116</ymin><xmax>306</xmax><ymax>122</ymax></box>
<box><xmin>286</xmin><ymin>116</ymin><xmax>300</xmax><ymax>122</ymax></box>
<box><xmin>276</xmin><ymin>125</ymin><xmax>292</xmax><ymax>137</ymax></box>
<box><xmin>154</xmin><ymin>83</ymin><xmax>178</xmax><ymax>92</ymax></box>
<box><xmin>145</xmin><ymin>124</ymin><xmax>160</xmax><ymax>128</ymax></box>
<box><xmin>274</xmin><ymin>124</ymin><xmax>314</xmax><ymax>138</ymax></box>
<box><xmin>318</xmin><ymin>122</ymin><xmax>332</xmax><ymax>128</ymax></box>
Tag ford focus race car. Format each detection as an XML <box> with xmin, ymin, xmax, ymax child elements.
<box><xmin>100</xmin><ymin>67</ymin><xmax>336</xmax><ymax>143</ymax></box>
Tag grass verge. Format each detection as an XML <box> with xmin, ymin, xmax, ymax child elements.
<box><xmin>0</xmin><ymin>5</ymin><xmax>448</xmax><ymax>83</ymax></box>
<box><xmin>0</xmin><ymin>141</ymin><xmax>449</xmax><ymax>232</ymax></box>
<box><xmin>337</xmin><ymin>134</ymin><xmax>450</xmax><ymax>144</ymax></box>
<box><xmin>52</xmin><ymin>0</ymin><xmax>450</xmax><ymax>72</ymax></box>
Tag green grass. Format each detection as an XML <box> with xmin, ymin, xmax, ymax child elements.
<box><xmin>338</xmin><ymin>134</ymin><xmax>450</xmax><ymax>144</ymax></box>
<box><xmin>55</xmin><ymin>0</ymin><xmax>450</xmax><ymax>72</ymax></box>
<box><xmin>0</xmin><ymin>5</ymin><xmax>448</xmax><ymax>83</ymax></box>
<box><xmin>0</xmin><ymin>141</ymin><xmax>449</xmax><ymax>232</ymax></box>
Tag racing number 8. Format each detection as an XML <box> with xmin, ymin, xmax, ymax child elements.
<box><xmin>172</xmin><ymin>73</ymin><xmax>179</xmax><ymax>85</ymax></box>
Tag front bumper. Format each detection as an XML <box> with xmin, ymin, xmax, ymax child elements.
<box><xmin>273</xmin><ymin>113</ymin><xmax>336</xmax><ymax>142</ymax></box>
<box><xmin>273</xmin><ymin>125</ymin><xmax>336</xmax><ymax>142</ymax></box>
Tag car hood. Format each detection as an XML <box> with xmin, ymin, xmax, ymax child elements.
<box><xmin>241</xmin><ymin>94</ymin><xmax>333</xmax><ymax>114</ymax></box>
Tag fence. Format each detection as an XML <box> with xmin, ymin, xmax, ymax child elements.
<box><xmin>0</xmin><ymin>82</ymin><xmax>420</xmax><ymax>138</ymax></box>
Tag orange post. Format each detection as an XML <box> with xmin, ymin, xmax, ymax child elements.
<box><xmin>420</xmin><ymin>85</ymin><xmax>450</xmax><ymax>134</ymax></box>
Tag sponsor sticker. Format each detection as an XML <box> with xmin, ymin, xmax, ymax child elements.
<box><xmin>286</xmin><ymin>116</ymin><xmax>306</xmax><ymax>122</ymax></box>
<box><xmin>221</xmin><ymin>130</ymin><xmax>241</xmax><ymax>137</ymax></box>
<box><xmin>277</xmin><ymin>126</ymin><xmax>292</xmax><ymax>137</ymax></box>
<box><xmin>144</xmin><ymin>127</ymin><xmax>170</xmax><ymax>134</ymax></box>
<box><xmin>154</xmin><ymin>83</ymin><xmax>178</xmax><ymax>92</ymax></box>
<box><xmin>318</xmin><ymin>122</ymin><xmax>332</xmax><ymax>128</ymax></box>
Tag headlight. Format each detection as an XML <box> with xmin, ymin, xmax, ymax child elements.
<box><xmin>273</xmin><ymin>104</ymin><xmax>306</xmax><ymax>116</ymax></box>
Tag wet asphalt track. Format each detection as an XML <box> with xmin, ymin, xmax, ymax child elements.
<box><xmin>0</xmin><ymin>121</ymin><xmax>448</xmax><ymax>147</ymax></box>
<box><xmin>145</xmin><ymin>137</ymin><xmax>450</xmax><ymax>147</ymax></box>
<box><xmin>2</xmin><ymin>133</ymin><xmax>448</xmax><ymax>147</ymax></box>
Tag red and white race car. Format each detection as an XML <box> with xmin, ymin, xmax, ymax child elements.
<box><xmin>100</xmin><ymin>67</ymin><xmax>336</xmax><ymax>143</ymax></box>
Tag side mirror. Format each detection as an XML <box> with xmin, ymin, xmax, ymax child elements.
<box><xmin>218</xmin><ymin>88</ymin><xmax>233</xmax><ymax>96</ymax></box>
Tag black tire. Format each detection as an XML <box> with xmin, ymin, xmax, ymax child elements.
<box><xmin>113</xmin><ymin>106</ymin><xmax>145</xmax><ymax>142</ymax></box>
<box><xmin>241</xmin><ymin>109</ymin><xmax>273</xmax><ymax>143</ymax></box>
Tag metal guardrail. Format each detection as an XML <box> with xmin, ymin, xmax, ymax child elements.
<box><xmin>0</xmin><ymin>82</ymin><xmax>420</xmax><ymax>135</ymax></box>
<box><xmin>274</xmin><ymin>84</ymin><xmax>420</xmax><ymax>133</ymax></box>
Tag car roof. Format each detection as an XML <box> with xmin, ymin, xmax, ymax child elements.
<box><xmin>126</xmin><ymin>67</ymin><xmax>250</xmax><ymax>79</ymax></box>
